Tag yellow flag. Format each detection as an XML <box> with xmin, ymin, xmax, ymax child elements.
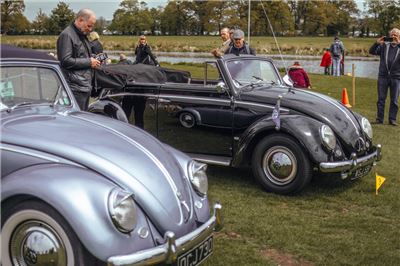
<box><xmin>376</xmin><ymin>173</ymin><xmax>386</xmax><ymax>195</ymax></box>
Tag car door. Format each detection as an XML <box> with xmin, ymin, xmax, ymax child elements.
<box><xmin>157</xmin><ymin>62</ymin><xmax>233</xmax><ymax>157</ymax></box>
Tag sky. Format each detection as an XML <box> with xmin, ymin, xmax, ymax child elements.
<box><xmin>24</xmin><ymin>0</ymin><xmax>367</xmax><ymax>22</ymax></box>
<box><xmin>24</xmin><ymin>0</ymin><xmax>168</xmax><ymax>21</ymax></box>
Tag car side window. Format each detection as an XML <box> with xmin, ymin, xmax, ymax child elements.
<box><xmin>0</xmin><ymin>66</ymin><xmax>71</xmax><ymax>108</ymax></box>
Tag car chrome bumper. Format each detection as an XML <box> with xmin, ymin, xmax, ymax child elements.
<box><xmin>107</xmin><ymin>203</ymin><xmax>223</xmax><ymax>266</ymax></box>
<box><xmin>319</xmin><ymin>144</ymin><xmax>382</xmax><ymax>174</ymax></box>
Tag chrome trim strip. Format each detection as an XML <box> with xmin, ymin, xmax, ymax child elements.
<box><xmin>235</xmin><ymin>100</ymin><xmax>290</xmax><ymax>112</ymax></box>
<box><xmin>319</xmin><ymin>144</ymin><xmax>382</xmax><ymax>173</ymax></box>
<box><xmin>71</xmin><ymin>114</ymin><xmax>184</xmax><ymax>224</ymax></box>
<box><xmin>107</xmin><ymin>203</ymin><xmax>223</xmax><ymax>266</ymax></box>
<box><xmin>158</xmin><ymin>94</ymin><xmax>231</xmax><ymax>105</ymax></box>
<box><xmin>187</xmin><ymin>153</ymin><xmax>231</xmax><ymax>166</ymax></box>
<box><xmin>0</xmin><ymin>143</ymin><xmax>82</xmax><ymax>167</ymax></box>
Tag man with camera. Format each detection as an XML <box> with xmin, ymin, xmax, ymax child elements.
<box><xmin>57</xmin><ymin>9</ymin><xmax>100</xmax><ymax>111</ymax></box>
<box><xmin>369</xmin><ymin>28</ymin><xmax>400</xmax><ymax>126</ymax></box>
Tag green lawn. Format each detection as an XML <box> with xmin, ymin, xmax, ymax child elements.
<box><xmin>1</xmin><ymin>35</ymin><xmax>377</xmax><ymax>56</ymax></box>
<box><xmin>154</xmin><ymin>63</ymin><xmax>400</xmax><ymax>265</ymax></box>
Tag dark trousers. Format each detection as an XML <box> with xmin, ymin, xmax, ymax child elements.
<box><xmin>72</xmin><ymin>90</ymin><xmax>91</xmax><ymax>111</ymax></box>
<box><xmin>122</xmin><ymin>96</ymin><xmax>146</xmax><ymax>129</ymax></box>
<box><xmin>324</xmin><ymin>67</ymin><xmax>330</xmax><ymax>75</ymax></box>
<box><xmin>376</xmin><ymin>78</ymin><xmax>400</xmax><ymax>122</ymax></box>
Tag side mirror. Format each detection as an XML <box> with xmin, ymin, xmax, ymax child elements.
<box><xmin>216</xmin><ymin>82</ymin><xmax>226</xmax><ymax>93</ymax></box>
<box><xmin>282</xmin><ymin>75</ymin><xmax>293</xmax><ymax>87</ymax></box>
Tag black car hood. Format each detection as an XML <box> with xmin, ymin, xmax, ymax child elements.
<box><xmin>240</xmin><ymin>86</ymin><xmax>364</xmax><ymax>151</ymax></box>
<box><xmin>1</xmin><ymin>106</ymin><xmax>195</xmax><ymax>234</ymax></box>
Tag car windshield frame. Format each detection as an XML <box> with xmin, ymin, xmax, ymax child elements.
<box><xmin>0</xmin><ymin>62</ymin><xmax>73</xmax><ymax>112</ymax></box>
<box><xmin>224</xmin><ymin>57</ymin><xmax>282</xmax><ymax>92</ymax></box>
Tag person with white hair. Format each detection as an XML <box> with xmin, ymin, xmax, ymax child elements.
<box><xmin>88</xmin><ymin>31</ymin><xmax>103</xmax><ymax>55</ymax></box>
<box><xmin>57</xmin><ymin>8</ymin><xmax>100</xmax><ymax>111</ymax></box>
<box><xmin>369</xmin><ymin>27</ymin><xmax>400</xmax><ymax>126</ymax></box>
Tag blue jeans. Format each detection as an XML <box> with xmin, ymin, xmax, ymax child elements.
<box><xmin>377</xmin><ymin>78</ymin><xmax>400</xmax><ymax>122</ymax></box>
<box><xmin>332</xmin><ymin>57</ymin><xmax>341</xmax><ymax>76</ymax></box>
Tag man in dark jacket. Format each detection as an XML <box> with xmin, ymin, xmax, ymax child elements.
<box><xmin>369</xmin><ymin>28</ymin><xmax>400</xmax><ymax>126</ymax></box>
<box><xmin>225</xmin><ymin>29</ymin><xmax>256</xmax><ymax>56</ymax></box>
<box><xmin>57</xmin><ymin>9</ymin><xmax>100</xmax><ymax>111</ymax></box>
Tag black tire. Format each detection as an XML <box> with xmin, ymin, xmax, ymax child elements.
<box><xmin>179</xmin><ymin>112</ymin><xmax>196</xmax><ymax>128</ymax></box>
<box><xmin>1</xmin><ymin>199</ymin><xmax>101</xmax><ymax>266</ymax></box>
<box><xmin>251</xmin><ymin>134</ymin><xmax>312</xmax><ymax>194</ymax></box>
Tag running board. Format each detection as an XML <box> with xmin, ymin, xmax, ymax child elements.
<box><xmin>187</xmin><ymin>153</ymin><xmax>232</xmax><ymax>166</ymax></box>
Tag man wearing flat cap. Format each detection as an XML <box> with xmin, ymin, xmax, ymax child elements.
<box><xmin>225</xmin><ymin>29</ymin><xmax>256</xmax><ymax>56</ymax></box>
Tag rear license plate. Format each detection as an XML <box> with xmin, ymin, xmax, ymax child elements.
<box><xmin>352</xmin><ymin>164</ymin><xmax>372</xmax><ymax>180</ymax></box>
<box><xmin>175</xmin><ymin>235</ymin><xmax>213</xmax><ymax>266</ymax></box>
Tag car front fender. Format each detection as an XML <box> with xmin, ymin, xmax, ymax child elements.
<box><xmin>88</xmin><ymin>99</ymin><xmax>129</xmax><ymax>123</ymax></box>
<box><xmin>233</xmin><ymin>114</ymin><xmax>331</xmax><ymax>167</ymax></box>
<box><xmin>1</xmin><ymin>163</ymin><xmax>156</xmax><ymax>261</ymax></box>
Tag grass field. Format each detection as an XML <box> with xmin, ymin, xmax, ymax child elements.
<box><xmin>155</xmin><ymin>63</ymin><xmax>400</xmax><ymax>265</ymax></box>
<box><xmin>1</xmin><ymin>35</ymin><xmax>377</xmax><ymax>57</ymax></box>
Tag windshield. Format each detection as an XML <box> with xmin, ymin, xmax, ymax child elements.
<box><xmin>0</xmin><ymin>66</ymin><xmax>71</xmax><ymax>111</ymax></box>
<box><xmin>226</xmin><ymin>59</ymin><xmax>281</xmax><ymax>88</ymax></box>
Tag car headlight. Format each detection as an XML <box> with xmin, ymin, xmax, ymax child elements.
<box><xmin>108</xmin><ymin>189</ymin><xmax>137</xmax><ymax>233</ymax></box>
<box><xmin>188</xmin><ymin>161</ymin><xmax>208</xmax><ymax>197</ymax></box>
<box><xmin>320</xmin><ymin>125</ymin><xmax>336</xmax><ymax>150</ymax></box>
<box><xmin>361</xmin><ymin>117</ymin><xmax>373</xmax><ymax>139</ymax></box>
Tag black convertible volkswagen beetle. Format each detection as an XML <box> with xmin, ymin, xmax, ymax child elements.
<box><xmin>90</xmin><ymin>54</ymin><xmax>382</xmax><ymax>194</ymax></box>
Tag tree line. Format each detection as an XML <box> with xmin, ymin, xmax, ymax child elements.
<box><xmin>1</xmin><ymin>0</ymin><xmax>400</xmax><ymax>37</ymax></box>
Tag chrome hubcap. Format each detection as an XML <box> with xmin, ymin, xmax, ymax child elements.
<box><xmin>10</xmin><ymin>220</ymin><xmax>67</xmax><ymax>265</ymax></box>
<box><xmin>262</xmin><ymin>146</ymin><xmax>297</xmax><ymax>185</ymax></box>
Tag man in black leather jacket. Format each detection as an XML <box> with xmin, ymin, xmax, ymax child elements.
<box><xmin>57</xmin><ymin>9</ymin><xmax>100</xmax><ymax>111</ymax></box>
<box><xmin>369</xmin><ymin>28</ymin><xmax>400</xmax><ymax>126</ymax></box>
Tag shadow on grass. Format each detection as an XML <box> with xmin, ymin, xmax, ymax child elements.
<box><xmin>207</xmin><ymin>164</ymin><xmax>362</xmax><ymax>197</ymax></box>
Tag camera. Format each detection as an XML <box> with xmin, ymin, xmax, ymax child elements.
<box><xmin>383</xmin><ymin>36</ymin><xmax>394</xmax><ymax>42</ymax></box>
<box><xmin>94</xmin><ymin>52</ymin><xmax>108</xmax><ymax>62</ymax></box>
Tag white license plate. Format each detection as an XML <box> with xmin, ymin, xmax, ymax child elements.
<box><xmin>175</xmin><ymin>235</ymin><xmax>213</xmax><ymax>266</ymax></box>
<box><xmin>352</xmin><ymin>164</ymin><xmax>372</xmax><ymax>180</ymax></box>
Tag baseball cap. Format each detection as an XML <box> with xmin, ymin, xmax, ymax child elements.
<box><xmin>233</xmin><ymin>29</ymin><xmax>244</xmax><ymax>39</ymax></box>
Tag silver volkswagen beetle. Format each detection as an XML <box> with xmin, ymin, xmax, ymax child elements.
<box><xmin>0</xmin><ymin>45</ymin><xmax>223</xmax><ymax>266</ymax></box>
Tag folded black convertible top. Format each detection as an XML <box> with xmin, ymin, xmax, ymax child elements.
<box><xmin>95</xmin><ymin>63</ymin><xmax>167</xmax><ymax>89</ymax></box>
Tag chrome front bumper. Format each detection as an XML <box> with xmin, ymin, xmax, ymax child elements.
<box><xmin>319</xmin><ymin>144</ymin><xmax>382</xmax><ymax>176</ymax></box>
<box><xmin>107</xmin><ymin>203</ymin><xmax>223</xmax><ymax>266</ymax></box>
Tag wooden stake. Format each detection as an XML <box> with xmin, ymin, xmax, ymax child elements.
<box><xmin>352</xmin><ymin>64</ymin><xmax>356</xmax><ymax>106</ymax></box>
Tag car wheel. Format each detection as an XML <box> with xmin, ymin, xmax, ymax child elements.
<box><xmin>252</xmin><ymin>134</ymin><xmax>312</xmax><ymax>194</ymax></box>
<box><xmin>179</xmin><ymin>112</ymin><xmax>196</xmax><ymax>128</ymax></box>
<box><xmin>1</xmin><ymin>199</ymin><xmax>99</xmax><ymax>266</ymax></box>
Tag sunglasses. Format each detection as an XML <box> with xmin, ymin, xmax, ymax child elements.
<box><xmin>234</xmin><ymin>38</ymin><xmax>242</xmax><ymax>41</ymax></box>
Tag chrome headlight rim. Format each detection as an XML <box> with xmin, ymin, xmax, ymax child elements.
<box><xmin>361</xmin><ymin>117</ymin><xmax>373</xmax><ymax>139</ymax></box>
<box><xmin>108</xmin><ymin>189</ymin><xmax>137</xmax><ymax>233</ymax></box>
<box><xmin>320</xmin><ymin>124</ymin><xmax>336</xmax><ymax>151</ymax></box>
<box><xmin>188</xmin><ymin>160</ymin><xmax>208</xmax><ymax>197</ymax></box>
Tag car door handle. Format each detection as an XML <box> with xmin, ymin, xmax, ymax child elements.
<box><xmin>158</xmin><ymin>98</ymin><xmax>171</xmax><ymax>103</ymax></box>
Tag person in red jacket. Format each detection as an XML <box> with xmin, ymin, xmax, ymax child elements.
<box><xmin>320</xmin><ymin>48</ymin><xmax>332</xmax><ymax>75</ymax></box>
<box><xmin>288</xmin><ymin>62</ymin><xmax>311</xmax><ymax>89</ymax></box>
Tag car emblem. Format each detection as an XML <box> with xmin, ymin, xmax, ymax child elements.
<box><xmin>355</xmin><ymin>138</ymin><xmax>365</xmax><ymax>153</ymax></box>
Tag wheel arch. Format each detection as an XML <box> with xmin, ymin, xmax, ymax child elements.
<box><xmin>88</xmin><ymin>99</ymin><xmax>129</xmax><ymax>123</ymax></box>
<box><xmin>1</xmin><ymin>163</ymin><xmax>155</xmax><ymax>261</ymax></box>
<box><xmin>233</xmin><ymin>114</ymin><xmax>329</xmax><ymax>167</ymax></box>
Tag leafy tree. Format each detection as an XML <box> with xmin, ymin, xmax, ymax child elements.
<box><xmin>48</xmin><ymin>2</ymin><xmax>75</xmax><ymax>34</ymax></box>
<box><xmin>1</xmin><ymin>0</ymin><xmax>30</xmax><ymax>34</ymax></box>
<box><xmin>109</xmin><ymin>0</ymin><xmax>153</xmax><ymax>35</ymax></box>
<box><xmin>31</xmin><ymin>8</ymin><xmax>50</xmax><ymax>35</ymax></box>
<box><xmin>367</xmin><ymin>0</ymin><xmax>400</xmax><ymax>35</ymax></box>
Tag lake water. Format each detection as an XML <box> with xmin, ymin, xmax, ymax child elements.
<box><xmin>42</xmin><ymin>49</ymin><xmax>380</xmax><ymax>79</ymax></box>
<box><xmin>109</xmin><ymin>51</ymin><xmax>380</xmax><ymax>79</ymax></box>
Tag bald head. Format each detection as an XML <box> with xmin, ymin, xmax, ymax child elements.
<box><xmin>75</xmin><ymin>9</ymin><xmax>96</xmax><ymax>35</ymax></box>
<box><xmin>220</xmin><ymin>27</ymin><xmax>230</xmax><ymax>42</ymax></box>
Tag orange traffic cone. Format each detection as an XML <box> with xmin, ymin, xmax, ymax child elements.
<box><xmin>341</xmin><ymin>88</ymin><xmax>352</xmax><ymax>108</ymax></box>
